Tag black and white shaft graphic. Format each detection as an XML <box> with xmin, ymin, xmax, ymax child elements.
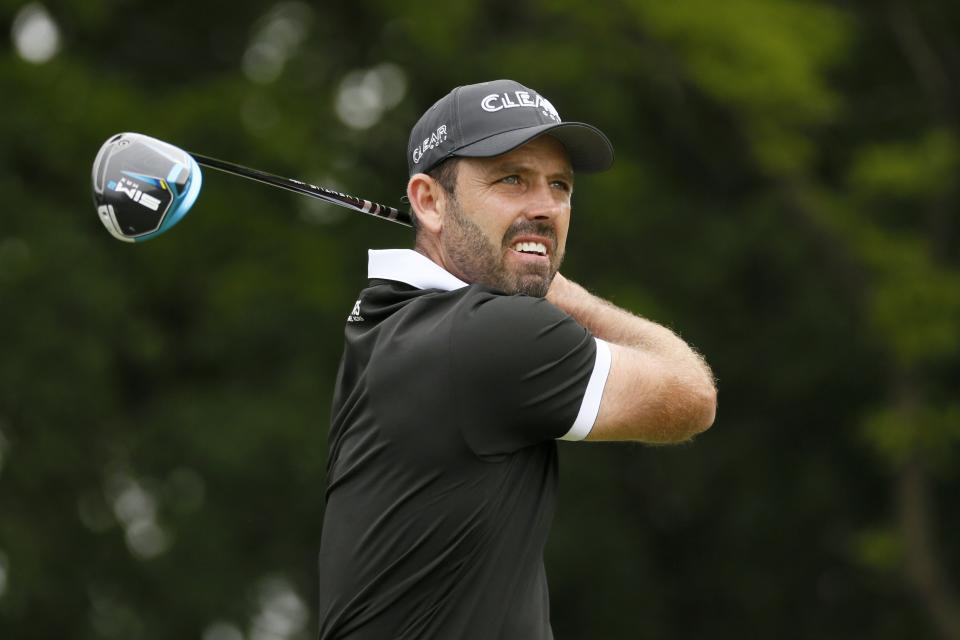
<box><xmin>189</xmin><ymin>152</ymin><xmax>411</xmax><ymax>226</ymax></box>
<box><xmin>92</xmin><ymin>132</ymin><xmax>412</xmax><ymax>242</ymax></box>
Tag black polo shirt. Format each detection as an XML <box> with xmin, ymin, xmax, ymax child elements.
<box><xmin>317</xmin><ymin>249</ymin><xmax>611</xmax><ymax>640</ymax></box>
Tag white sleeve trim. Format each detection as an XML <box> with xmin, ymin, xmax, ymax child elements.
<box><xmin>559</xmin><ymin>338</ymin><xmax>612</xmax><ymax>441</ymax></box>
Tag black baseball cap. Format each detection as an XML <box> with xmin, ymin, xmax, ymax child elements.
<box><xmin>407</xmin><ymin>79</ymin><xmax>614</xmax><ymax>176</ymax></box>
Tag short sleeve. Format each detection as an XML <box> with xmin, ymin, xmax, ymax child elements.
<box><xmin>450</xmin><ymin>289</ymin><xmax>606</xmax><ymax>456</ymax></box>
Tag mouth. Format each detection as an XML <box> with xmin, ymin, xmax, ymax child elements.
<box><xmin>507</xmin><ymin>234</ymin><xmax>553</xmax><ymax>264</ymax></box>
<box><xmin>511</xmin><ymin>240</ymin><xmax>549</xmax><ymax>257</ymax></box>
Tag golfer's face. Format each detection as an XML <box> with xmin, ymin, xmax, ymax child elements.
<box><xmin>445</xmin><ymin>136</ymin><xmax>573</xmax><ymax>297</ymax></box>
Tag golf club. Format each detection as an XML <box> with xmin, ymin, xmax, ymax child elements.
<box><xmin>92</xmin><ymin>132</ymin><xmax>412</xmax><ymax>242</ymax></box>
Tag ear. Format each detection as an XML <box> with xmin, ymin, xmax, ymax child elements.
<box><xmin>406</xmin><ymin>173</ymin><xmax>445</xmax><ymax>234</ymax></box>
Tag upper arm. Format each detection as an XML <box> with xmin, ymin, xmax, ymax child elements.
<box><xmin>585</xmin><ymin>342</ymin><xmax>716</xmax><ymax>443</ymax></box>
<box><xmin>451</xmin><ymin>293</ymin><xmax>599</xmax><ymax>455</ymax></box>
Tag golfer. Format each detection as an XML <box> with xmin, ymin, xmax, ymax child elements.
<box><xmin>317</xmin><ymin>79</ymin><xmax>717</xmax><ymax>639</ymax></box>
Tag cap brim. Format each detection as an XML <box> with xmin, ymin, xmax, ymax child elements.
<box><xmin>453</xmin><ymin>122</ymin><xmax>614</xmax><ymax>173</ymax></box>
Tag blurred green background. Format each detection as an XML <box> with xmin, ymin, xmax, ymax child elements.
<box><xmin>2</xmin><ymin>1</ymin><xmax>959</xmax><ymax>638</ymax></box>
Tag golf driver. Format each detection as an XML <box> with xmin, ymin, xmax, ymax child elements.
<box><xmin>92</xmin><ymin>132</ymin><xmax>412</xmax><ymax>242</ymax></box>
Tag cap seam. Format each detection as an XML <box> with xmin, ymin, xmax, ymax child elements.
<box><xmin>453</xmin><ymin>86</ymin><xmax>464</xmax><ymax>149</ymax></box>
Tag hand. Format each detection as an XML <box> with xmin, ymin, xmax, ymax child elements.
<box><xmin>546</xmin><ymin>272</ymin><xmax>570</xmax><ymax>307</ymax></box>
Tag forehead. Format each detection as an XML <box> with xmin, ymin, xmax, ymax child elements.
<box><xmin>464</xmin><ymin>135</ymin><xmax>573</xmax><ymax>177</ymax></box>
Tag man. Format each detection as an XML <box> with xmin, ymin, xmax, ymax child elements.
<box><xmin>317</xmin><ymin>79</ymin><xmax>716</xmax><ymax>639</ymax></box>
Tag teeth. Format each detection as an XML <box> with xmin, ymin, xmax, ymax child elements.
<box><xmin>513</xmin><ymin>241</ymin><xmax>547</xmax><ymax>256</ymax></box>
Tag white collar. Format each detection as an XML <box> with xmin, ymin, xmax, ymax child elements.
<box><xmin>368</xmin><ymin>249</ymin><xmax>468</xmax><ymax>292</ymax></box>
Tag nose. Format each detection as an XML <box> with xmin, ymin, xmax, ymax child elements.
<box><xmin>523</xmin><ymin>179</ymin><xmax>567</xmax><ymax>221</ymax></box>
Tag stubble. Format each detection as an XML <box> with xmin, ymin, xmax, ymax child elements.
<box><xmin>443</xmin><ymin>197</ymin><xmax>563</xmax><ymax>298</ymax></box>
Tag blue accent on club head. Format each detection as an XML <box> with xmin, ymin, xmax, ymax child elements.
<box><xmin>167</xmin><ymin>163</ymin><xmax>184</xmax><ymax>184</ymax></box>
<box><xmin>121</xmin><ymin>171</ymin><xmax>163</xmax><ymax>188</ymax></box>
<box><xmin>107</xmin><ymin>180</ymin><xmax>117</xmax><ymax>189</ymax></box>
<box><xmin>154</xmin><ymin>155</ymin><xmax>202</xmax><ymax>237</ymax></box>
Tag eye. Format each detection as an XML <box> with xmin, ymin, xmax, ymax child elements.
<box><xmin>499</xmin><ymin>175</ymin><xmax>521</xmax><ymax>185</ymax></box>
<box><xmin>551</xmin><ymin>180</ymin><xmax>572</xmax><ymax>192</ymax></box>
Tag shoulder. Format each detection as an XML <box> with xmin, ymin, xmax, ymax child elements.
<box><xmin>454</xmin><ymin>286</ymin><xmax>574</xmax><ymax>332</ymax></box>
<box><xmin>451</xmin><ymin>286</ymin><xmax>594</xmax><ymax>363</ymax></box>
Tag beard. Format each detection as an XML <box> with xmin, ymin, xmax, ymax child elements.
<box><xmin>442</xmin><ymin>197</ymin><xmax>563</xmax><ymax>297</ymax></box>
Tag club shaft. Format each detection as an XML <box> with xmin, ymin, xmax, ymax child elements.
<box><xmin>189</xmin><ymin>152</ymin><xmax>413</xmax><ymax>227</ymax></box>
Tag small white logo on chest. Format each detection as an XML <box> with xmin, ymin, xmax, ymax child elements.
<box><xmin>347</xmin><ymin>299</ymin><xmax>365</xmax><ymax>322</ymax></box>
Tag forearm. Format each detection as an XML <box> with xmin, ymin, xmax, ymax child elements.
<box><xmin>547</xmin><ymin>274</ymin><xmax>708</xmax><ymax>370</ymax></box>
<box><xmin>547</xmin><ymin>273</ymin><xmax>717</xmax><ymax>440</ymax></box>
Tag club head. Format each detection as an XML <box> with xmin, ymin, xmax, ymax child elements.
<box><xmin>92</xmin><ymin>132</ymin><xmax>202</xmax><ymax>242</ymax></box>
